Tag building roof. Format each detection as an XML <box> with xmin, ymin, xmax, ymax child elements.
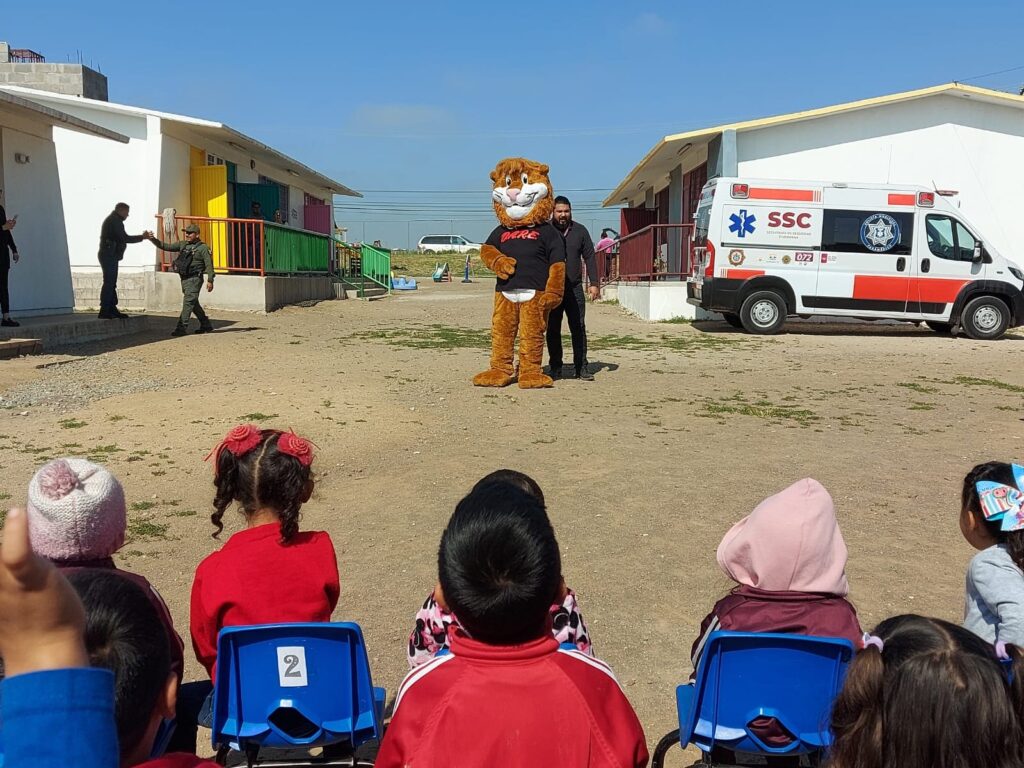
<box><xmin>604</xmin><ymin>83</ymin><xmax>1024</xmax><ymax>206</ymax></box>
<box><xmin>0</xmin><ymin>89</ymin><xmax>128</xmax><ymax>142</ymax></box>
<box><xmin>0</xmin><ymin>86</ymin><xmax>360</xmax><ymax>198</ymax></box>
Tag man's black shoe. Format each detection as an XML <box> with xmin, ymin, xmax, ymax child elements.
<box><xmin>113</xmin><ymin>310</ymin><xmax>131</xmax><ymax>319</ymax></box>
<box><xmin>1</xmin><ymin>318</ymin><xmax>19</xmax><ymax>327</ymax></box>
<box><xmin>195</xmin><ymin>325</ymin><xmax>214</xmax><ymax>334</ymax></box>
<box><xmin>549</xmin><ymin>365</ymin><xmax>563</xmax><ymax>380</ymax></box>
<box><xmin>170</xmin><ymin>327</ymin><xmax>187</xmax><ymax>337</ymax></box>
<box><xmin>575</xmin><ymin>365</ymin><xmax>595</xmax><ymax>381</ymax></box>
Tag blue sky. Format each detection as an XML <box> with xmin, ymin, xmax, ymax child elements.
<box><xmin>8</xmin><ymin>1</ymin><xmax>1024</xmax><ymax>247</ymax></box>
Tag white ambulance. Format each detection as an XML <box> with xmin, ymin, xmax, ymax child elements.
<box><xmin>687</xmin><ymin>178</ymin><xmax>1024</xmax><ymax>339</ymax></box>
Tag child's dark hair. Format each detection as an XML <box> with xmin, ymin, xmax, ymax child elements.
<box><xmin>66</xmin><ymin>569</ymin><xmax>171</xmax><ymax>758</ymax></box>
<box><xmin>212</xmin><ymin>430</ymin><xmax>311</xmax><ymax>542</ymax></box>
<box><xmin>438</xmin><ymin>481</ymin><xmax>561</xmax><ymax>645</ymax></box>
<box><xmin>962</xmin><ymin>461</ymin><xmax>1024</xmax><ymax>570</ymax></box>
<box><xmin>472</xmin><ymin>469</ymin><xmax>545</xmax><ymax>506</ymax></box>
<box><xmin>829</xmin><ymin>614</ymin><xmax>1024</xmax><ymax>768</ymax></box>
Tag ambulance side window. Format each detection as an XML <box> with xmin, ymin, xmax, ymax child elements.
<box><xmin>822</xmin><ymin>209</ymin><xmax>914</xmax><ymax>256</ymax></box>
<box><xmin>954</xmin><ymin>222</ymin><xmax>978</xmax><ymax>262</ymax></box>
<box><xmin>925</xmin><ymin>215</ymin><xmax>956</xmax><ymax>260</ymax></box>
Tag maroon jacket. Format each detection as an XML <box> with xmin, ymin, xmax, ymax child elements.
<box><xmin>690</xmin><ymin>585</ymin><xmax>862</xmax><ymax>668</ymax></box>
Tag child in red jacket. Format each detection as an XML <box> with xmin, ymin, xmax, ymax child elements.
<box><xmin>378</xmin><ymin>478</ymin><xmax>648</xmax><ymax>768</ymax></box>
<box><xmin>176</xmin><ymin>425</ymin><xmax>339</xmax><ymax>753</ymax></box>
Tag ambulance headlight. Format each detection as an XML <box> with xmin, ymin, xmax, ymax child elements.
<box><xmin>1009</xmin><ymin>266</ymin><xmax>1024</xmax><ymax>282</ymax></box>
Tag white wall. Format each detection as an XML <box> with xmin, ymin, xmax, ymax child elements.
<box><xmin>617</xmin><ymin>284</ymin><xmax>711</xmax><ymax>321</ymax></box>
<box><xmin>1</xmin><ymin>125</ymin><xmax>75</xmax><ymax>315</ymax></box>
<box><xmin>737</xmin><ymin>95</ymin><xmax>1024</xmax><ymax>265</ymax></box>
<box><xmin>51</xmin><ymin>112</ymin><xmax>155</xmax><ymax>274</ymax></box>
<box><xmin>157</xmin><ymin>132</ymin><xmax>191</xmax><ymax>237</ymax></box>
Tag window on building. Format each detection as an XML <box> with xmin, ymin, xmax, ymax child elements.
<box><xmin>822</xmin><ymin>209</ymin><xmax>913</xmax><ymax>255</ymax></box>
<box><xmin>206</xmin><ymin>153</ymin><xmax>225</xmax><ymax>166</ymax></box>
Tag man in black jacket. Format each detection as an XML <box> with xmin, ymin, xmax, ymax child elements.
<box><xmin>547</xmin><ymin>196</ymin><xmax>599</xmax><ymax>380</ymax></box>
<box><xmin>0</xmin><ymin>191</ymin><xmax>19</xmax><ymax>327</ymax></box>
<box><xmin>97</xmin><ymin>203</ymin><xmax>152</xmax><ymax>319</ymax></box>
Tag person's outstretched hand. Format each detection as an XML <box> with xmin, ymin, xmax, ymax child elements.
<box><xmin>0</xmin><ymin>507</ymin><xmax>88</xmax><ymax>677</ymax></box>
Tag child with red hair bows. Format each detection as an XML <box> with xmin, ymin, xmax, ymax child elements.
<box><xmin>175</xmin><ymin>425</ymin><xmax>339</xmax><ymax>753</ymax></box>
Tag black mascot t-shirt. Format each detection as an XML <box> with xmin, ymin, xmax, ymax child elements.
<box><xmin>485</xmin><ymin>222</ymin><xmax>566</xmax><ymax>292</ymax></box>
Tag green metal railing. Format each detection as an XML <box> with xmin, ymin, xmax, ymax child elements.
<box><xmin>264</xmin><ymin>224</ymin><xmax>332</xmax><ymax>274</ymax></box>
<box><xmin>359</xmin><ymin>243</ymin><xmax>391</xmax><ymax>293</ymax></box>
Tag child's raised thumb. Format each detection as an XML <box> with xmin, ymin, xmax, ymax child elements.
<box><xmin>1</xmin><ymin>508</ymin><xmax>34</xmax><ymax>577</ymax></box>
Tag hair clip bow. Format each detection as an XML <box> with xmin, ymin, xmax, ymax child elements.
<box><xmin>976</xmin><ymin>464</ymin><xmax>1024</xmax><ymax>532</ymax></box>
<box><xmin>205</xmin><ymin>424</ymin><xmax>264</xmax><ymax>475</ymax></box>
<box><xmin>277</xmin><ymin>430</ymin><xmax>315</xmax><ymax>467</ymax></box>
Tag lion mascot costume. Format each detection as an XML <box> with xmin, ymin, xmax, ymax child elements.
<box><xmin>473</xmin><ymin>158</ymin><xmax>566</xmax><ymax>389</ymax></box>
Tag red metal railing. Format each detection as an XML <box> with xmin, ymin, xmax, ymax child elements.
<box><xmin>155</xmin><ymin>214</ymin><xmax>266</xmax><ymax>276</ymax></box>
<box><xmin>611</xmin><ymin>224</ymin><xmax>694</xmax><ymax>283</ymax></box>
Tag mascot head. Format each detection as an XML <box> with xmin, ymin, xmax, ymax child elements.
<box><xmin>490</xmin><ymin>157</ymin><xmax>553</xmax><ymax>228</ymax></box>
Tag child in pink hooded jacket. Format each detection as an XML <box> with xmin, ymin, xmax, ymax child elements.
<box><xmin>691</xmin><ymin>478</ymin><xmax>862</xmax><ymax>668</ymax></box>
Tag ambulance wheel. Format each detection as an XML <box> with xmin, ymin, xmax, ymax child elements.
<box><xmin>961</xmin><ymin>295</ymin><xmax>1010</xmax><ymax>340</ymax></box>
<box><xmin>721</xmin><ymin>312</ymin><xmax>744</xmax><ymax>329</ymax></box>
<box><xmin>925</xmin><ymin>321</ymin><xmax>953</xmax><ymax>335</ymax></box>
<box><xmin>740</xmin><ymin>290</ymin><xmax>787</xmax><ymax>334</ymax></box>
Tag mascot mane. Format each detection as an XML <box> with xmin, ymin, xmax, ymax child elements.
<box><xmin>490</xmin><ymin>157</ymin><xmax>553</xmax><ymax>229</ymax></box>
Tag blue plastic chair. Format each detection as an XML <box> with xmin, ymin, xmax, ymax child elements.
<box><xmin>652</xmin><ymin>631</ymin><xmax>854</xmax><ymax>767</ymax></box>
<box><xmin>211</xmin><ymin>622</ymin><xmax>385</xmax><ymax>766</ymax></box>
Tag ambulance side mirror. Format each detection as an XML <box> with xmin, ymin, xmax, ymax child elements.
<box><xmin>972</xmin><ymin>242</ymin><xmax>983</xmax><ymax>263</ymax></box>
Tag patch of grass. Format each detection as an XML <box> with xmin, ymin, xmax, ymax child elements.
<box><xmin>170</xmin><ymin>509</ymin><xmax>198</xmax><ymax>517</ymax></box>
<box><xmin>126</xmin><ymin>519</ymin><xmax>170</xmax><ymax>541</ymax></box>
<box><xmin>898</xmin><ymin>382</ymin><xmax>939</xmax><ymax>394</ymax></box>
<box><xmin>659</xmin><ymin>316</ymin><xmax>693</xmax><ymax>324</ymax></box>
<box><xmin>20</xmin><ymin>446</ymin><xmax>51</xmax><ymax>455</ymax></box>
<box><xmin>700</xmin><ymin>399</ymin><xmax>818</xmax><ymax>426</ymax></box>
<box><xmin>86</xmin><ymin>444</ymin><xmax>123</xmax><ymax>462</ymax></box>
<box><xmin>108</xmin><ymin>415</ymin><xmax>127</xmax><ymax>422</ymax></box>
<box><xmin>151</xmin><ymin>470</ymin><xmax>167</xmax><ymax>476</ymax></box>
<box><xmin>130</xmin><ymin>501</ymin><xmax>158</xmax><ymax>512</ymax></box>
<box><xmin>242</xmin><ymin>412</ymin><xmax>279</xmax><ymax>422</ymax></box>
<box><xmin>951</xmin><ymin>376</ymin><xmax>1024</xmax><ymax>393</ymax></box>
<box><xmin>58</xmin><ymin>418</ymin><xmax>87</xmax><ymax>429</ymax></box>
<box><xmin>0</xmin><ymin>492</ymin><xmax>10</xmax><ymax>502</ymax></box>
<box><xmin>996</xmin><ymin>405</ymin><xmax>1018</xmax><ymax>412</ymax></box>
<box><xmin>321</xmin><ymin>399</ymin><xmax>332</xmax><ymax>408</ymax></box>
<box><xmin>350</xmin><ymin>324</ymin><xmax>491</xmax><ymax>350</ymax></box>
<box><xmin>909</xmin><ymin>402</ymin><xmax>936</xmax><ymax>411</ymax></box>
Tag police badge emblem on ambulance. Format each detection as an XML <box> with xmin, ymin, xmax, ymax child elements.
<box><xmin>860</xmin><ymin>213</ymin><xmax>900</xmax><ymax>253</ymax></box>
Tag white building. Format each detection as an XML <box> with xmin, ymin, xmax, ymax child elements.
<box><xmin>0</xmin><ymin>89</ymin><xmax>127</xmax><ymax>317</ymax></box>
<box><xmin>0</xmin><ymin>85</ymin><xmax>360</xmax><ymax>312</ymax></box>
<box><xmin>605</xmin><ymin>83</ymin><xmax>1024</xmax><ymax>319</ymax></box>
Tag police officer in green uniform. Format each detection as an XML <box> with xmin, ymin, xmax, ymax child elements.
<box><xmin>146</xmin><ymin>224</ymin><xmax>215</xmax><ymax>336</ymax></box>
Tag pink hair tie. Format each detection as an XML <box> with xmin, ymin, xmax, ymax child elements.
<box><xmin>996</xmin><ymin>641</ymin><xmax>1012</xmax><ymax>661</ymax></box>
<box><xmin>862</xmin><ymin>633</ymin><xmax>884</xmax><ymax>652</ymax></box>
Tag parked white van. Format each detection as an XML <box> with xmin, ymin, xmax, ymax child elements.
<box><xmin>417</xmin><ymin>235</ymin><xmax>481</xmax><ymax>254</ymax></box>
<box><xmin>687</xmin><ymin>178</ymin><xmax>1024</xmax><ymax>339</ymax></box>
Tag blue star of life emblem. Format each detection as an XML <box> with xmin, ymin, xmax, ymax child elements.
<box><xmin>728</xmin><ymin>209</ymin><xmax>756</xmax><ymax>238</ymax></box>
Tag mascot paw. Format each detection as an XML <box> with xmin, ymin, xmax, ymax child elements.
<box><xmin>517</xmin><ymin>372</ymin><xmax>554</xmax><ymax>389</ymax></box>
<box><xmin>494</xmin><ymin>256</ymin><xmax>516</xmax><ymax>279</ymax></box>
<box><xmin>473</xmin><ymin>369</ymin><xmax>516</xmax><ymax>387</ymax></box>
<box><xmin>539</xmin><ymin>292</ymin><xmax>563</xmax><ymax>312</ymax></box>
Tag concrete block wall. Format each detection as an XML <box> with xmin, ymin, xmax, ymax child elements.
<box><xmin>72</xmin><ymin>271</ymin><xmax>147</xmax><ymax>311</ymax></box>
<box><xmin>0</xmin><ymin>63</ymin><xmax>108</xmax><ymax>100</ymax></box>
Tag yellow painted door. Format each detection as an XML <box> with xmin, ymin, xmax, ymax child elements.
<box><xmin>190</xmin><ymin>165</ymin><xmax>229</xmax><ymax>271</ymax></box>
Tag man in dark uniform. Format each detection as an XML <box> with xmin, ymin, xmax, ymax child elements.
<box><xmin>547</xmin><ymin>196</ymin><xmax>599</xmax><ymax>380</ymax></box>
<box><xmin>0</xmin><ymin>191</ymin><xmax>20</xmax><ymax>327</ymax></box>
<box><xmin>97</xmin><ymin>203</ymin><xmax>151</xmax><ymax>319</ymax></box>
<box><xmin>146</xmin><ymin>224</ymin><xmax>215</xmax><ymax>336</ymax></box>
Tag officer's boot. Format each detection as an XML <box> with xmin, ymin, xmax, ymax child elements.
<box><xmin>171</xmin><ymin>324</ymin><xmax>187</xmax><ymax>337</ymax></box>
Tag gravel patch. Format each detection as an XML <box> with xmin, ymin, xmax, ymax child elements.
<box><xmin>0</xmin><ymin>355</ymin><xmax>187</xmax><ymax>412</ymax></box>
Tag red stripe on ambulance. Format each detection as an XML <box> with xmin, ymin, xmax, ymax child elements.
<box><xmin>726</xmin><ymin>269</ymin><xmax>766</xmax><ymax>280</ymax></box>
<box><xmin>748</xmin><ymin>188</ymin><xmax>815</xmax><ymax>202</ymax></box>
<box><xmin>853</xmin><ymin>276</ymin><xmax>969</xmax><ymax>303</ymax></box>
<box><xmin>887</xmin><ymin>193</ymin><xmax>916</xmax><ymax>206</ymax></box>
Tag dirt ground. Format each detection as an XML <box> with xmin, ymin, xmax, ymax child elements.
<box><xmin>3</xmin><ymin>278</ymin><xmax>1024</xmax><ymax>752</ymax></box>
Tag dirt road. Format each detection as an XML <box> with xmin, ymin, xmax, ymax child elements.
<box><xmin>2</xmin><ymin>278</ymin><xmax>1023</xmax><ymax>747</ymax></box>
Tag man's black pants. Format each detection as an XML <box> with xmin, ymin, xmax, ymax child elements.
<box><xmin>0</xmin><ymin>250</ymin><xmax>9</xmax><ymax>314</ymax></box>
<box><xmin>546</xmin><ymin>280</ymin><xmax>588</xmax><ymax>371</ymax></box>
<box><xmin>99</xmin><ymin>255</ymin><xmax>120</xmax><ymax>313</ymax></box>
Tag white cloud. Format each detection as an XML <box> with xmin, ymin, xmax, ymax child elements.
<box><xmin>346</xmin><ymin>103</ymin><xmax>457</xmax><ymax>136</ymax></box>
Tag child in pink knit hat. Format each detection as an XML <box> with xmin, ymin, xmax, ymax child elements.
<box><xmin>26</xmin><ymin>458</ymin><xmax>184</xmax><ymax>679</ymax></box>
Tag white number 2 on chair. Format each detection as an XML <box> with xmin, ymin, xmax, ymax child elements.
<box><xmin>276</xmin><ymin>646</ymin><xmax>308</xmax><ymax>688</ymax></box>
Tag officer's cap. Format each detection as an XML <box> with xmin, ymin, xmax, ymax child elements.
<box><xmin>184</xmin><ymin>224</ymin><xmax>201</xmax><ymax>234</ymax></box>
